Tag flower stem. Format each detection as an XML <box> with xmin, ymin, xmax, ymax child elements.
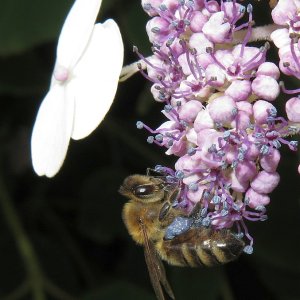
<box><xmin>0</xmin><ymin>175</ymin><xmax>46</xmax><ymax>300</ymax></box>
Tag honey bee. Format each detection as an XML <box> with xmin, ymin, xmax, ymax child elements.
<box><xmin>119</xmin><ymin>174</ymin><xmax>245</xmax><ymax>300</ymax></box>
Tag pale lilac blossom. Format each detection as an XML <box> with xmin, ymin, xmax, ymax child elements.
<box><xmin>132</xmin><ymin>0</ymin><xmax>300</xmax><ymax>253</ymax></box>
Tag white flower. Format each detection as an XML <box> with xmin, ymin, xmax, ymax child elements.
<box><xmin>31</xmin><ymin>0</ymin><xmax>124</xmax><ymax>177</ymax></box>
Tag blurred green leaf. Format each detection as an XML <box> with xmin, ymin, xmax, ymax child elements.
<box><xmin>170</xmin><ymin>267</ymin><xmax>224</xmax><ymax>300</ymax></box>
<box><xmin>0</xmin><ymin>51</ymin><xmax>50</xmax><ymax>96</ymax></box>
<box><xmin>121</xmin><ymin>1</ymin><xmax>152</xmax><ymax>55</ymax></box>
<box><xmin>257</xmin><ymin>266</ymin><xmax>300</xmax><ymax>300</ymax></box>
<box><xmin>32</xmin><ymin>233</ymin><xmax>81</xmax><ymax>293</ymax></box>
<box><xmin>0</xmin><ymin>0</ymin><xmax>120</xmax><ymax>56</ymax></box>
<box><xmin>0</xmin><ymin>235</ymin><xmax>25</xmax><ymax>295</ymax></box>
<box><xmin>82</xmin><ymin>281</ymin><xmax>154</xmax><ymax>300</ymax></box>
<box><xmin>77</xmin><ymin>168</ymin><xmax>127</xmax><ymax>243</ymax></box>
<box><xmin>0</xmin><ymin>0</ymin><xmax>73</xmax><ymax>56</ymax></box>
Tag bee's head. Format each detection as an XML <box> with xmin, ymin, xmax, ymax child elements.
<box><xmin>119</xmin><ymin>175</ymin><xmax>166</xmax><ymax>203</ymax></box>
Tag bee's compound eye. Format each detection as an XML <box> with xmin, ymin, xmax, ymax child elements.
<box><xmin>133</xmin><ymin>184</ymin><xmax>155</xmax><ymax>196</ymax></box>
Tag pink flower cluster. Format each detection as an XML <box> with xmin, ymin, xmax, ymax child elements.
<box><xmin>271</xmin><ymin>0</ymin><xmax>300</xmax><ymax>171</ymax></box>
<box><xmin>136</xmin><ymin>0</ymin><xmax>299</xmax><ymax>252</ymax></box>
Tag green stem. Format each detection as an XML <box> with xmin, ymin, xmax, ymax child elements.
<box><xmin>220</xmin><ymin>270</ymin><xmax>235</xmax><ymax>300</ymax></box>
<box><xmin>1</xmin><ymin>280</ymin><xmax>29</xmax><ymax>300</ymax></box>
<box><xmin>0</xmin><ymin>176</ymin><xmax>46</xmax><ymax>300</ymax></box>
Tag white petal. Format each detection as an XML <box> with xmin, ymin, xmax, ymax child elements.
<box><xmin>31</xmin><ymin>84</ymin><xmax>74</xmax><ymax>177</ymax></box>
<box><xmin>70</xmin><ymin>19</ymin><xmax>124</xmax><ymax>140</ymax></box>
<box><xmin>56</xmin><ymin>0</ymin><xmax>103</xmax><ymax>69</ymax></box>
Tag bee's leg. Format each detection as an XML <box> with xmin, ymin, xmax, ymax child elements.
<box><xmin>146</xmin><ymin>168</ymin><xmax>152</xmax><ymax>176</ymax></box>
<box><xmin>164</xmin><ymin>216</ymin><xmax>194</xmax><ymax>240</ymax></box>
<box><xmin>158</xmin><ymin>202</ymin><xmax>171</xmax><ymax>221</ymax></box>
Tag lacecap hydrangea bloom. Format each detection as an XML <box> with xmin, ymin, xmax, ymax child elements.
<box><xmin>31</xmin><ymin>0</ymin><xmax>123</xmax><ymax>178</ymax></box>
<box><xmin>133</xmin><ymin>0</ymin><xmax>300</xmax><ymax>253</ymax></box>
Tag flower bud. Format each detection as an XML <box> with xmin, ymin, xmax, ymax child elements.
<box><xmin>245</xmin><ymin>188</ymin><xmax>270</xmax><ymax>209</ymax></box>
<box><xmin>208</xmin><ymin>95</ymin><xmax>237</xmax><ymax>125</ymax></box>
<box><xmin>260</xmin><ymin>149</ymin><xmax>281</xmax><ymax>172</ymax></box>
<box><xmin>256</xmin><ymin>62</ymin><xmax>280</xmax><ymax>80</ymax></box>
<box><xmin>253</xmin><ymin>100</ymin><xmax>276</xmax><ymax>124</ymax></box>
<box><xmin>286</xmin><ymin>97</ymin><xmax>300</xmax><ymax>122</ymax></box>
<box><xmin>251</xmin><ymin>75</ymin><xmax>280</xmax><ymax>101</ymax></box>
<box><xmin>225</xmin><ymin>80</ymin><xmax>251</xmax><ymax>101</ymax></box>
<box><xmin>250</xmin><ymin>171</ymin><xmax>280</xmax><ymax>194</ymax></box>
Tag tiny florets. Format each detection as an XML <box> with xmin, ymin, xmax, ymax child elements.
<box><xmin>135</xmin><ymin>0</ymin><xmax>300</xmax><ymax>251</ymax></box>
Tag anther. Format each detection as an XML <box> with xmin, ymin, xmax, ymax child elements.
<box><xmin>147</xmin><ymin>136</ymin><xmax>154</xmax><ymax>143</ymax></box>
<box><xmin>189</xmin><ymin>183</ymin><xmax>198</xmax><ymax>191</ymax></box>
<box><xmin>136</xmin><ymin>121</ymin><xmax>144</xmax><ymax>129</ymax></box>
<box><xmin>155</xmin><ymin>134</ymin><xmax>164</xmax><ymax>142</ymax></box>
<box><xmin>175</xmin><ymin>170</ymin><xmax>185</xmax><ymax>179</ymax></box>
<box><xmin>243</xmin><ymin>245</ymin><xmax>253</xmax><ymax>254</ymax></box>
<box><xmin>202</xmin><ymin>216</ymin><xmax>211</xmax><ymax>226</ymax></box>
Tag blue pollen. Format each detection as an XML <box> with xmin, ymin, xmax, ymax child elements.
<box><xmin>180</xmin><ymin>120</ymin><xmax>188</xmax><ymax>128</ymax></box>
<box><xmin>186</xmin><ymin>1</ymin><xmax>194</xmax><ymax>9</ymax></box>
<box><xmin>175</xmin><ymin>170</ymin><xmax>185</xmax><ymax>179</ymax></box>
<box><xmin>288</xmin><ymin>126</ymin><xmax>298</xmax><ymax>134</ymax></box>
<box><xmin>232</xmin><ymin>203</ymin><xmax>241</xmax><ymax>211</ymax></box>
<box><xmin>290</xmin><ymin>140</ymin><xmax>298</xmax><ymax>148</ymax></box>
<box><xmin>200</xmin><ymin>208</ymin><xmax>207</xmax><ymax>217</ymax></box>
<box><xmin>240</xmin><ymin>6</ymin><xmax>246</xmax><ymax>13</ymax></box>
<box><xmin>223</xmin><ymin>131</ymin><xmax>231</xmax><ymax>139</ymax></box>
<box><xmin>212</xmin><ymin>195</ymin><xmax>221</xmax><ymax>204</ymax></box>
<box><xmin>223</xmin><ymin>201</ymin><xmax>229</xmax><ymax>210</ymax></box>
<box><xmin>260</xmin><ymin>215</ymin><xmax>268</xmax><ymax>221</ymax></box>
<box><xmin>217</xmin><ymin>150</ymin><xmax>225</xmax><ymax>157</ymax></box>
<box><xmin>221</xmin><ymin>209</ymin><xmax>228</xmax><ymax>216</ymax></box>
<box><xmin>155</xmin><ymin>134</ymin><xmax>163</xmax><ymax>142</ymax></box>
<box><xmin>208</xmin><ymin>144</ymin><xmax>217</xmax><ymax>153</ymax></box>
<box><xmin>158</xmin><ymin>93</ymin><xmax>166</xmax><ymax>101</ymax></box>
<box><xmin>235</xmin><ymin>232</ymin><xmax>244</xmax><ymax>239</ymax></box>
<box><xmin>164</xmin><ymin>217</ymin><xmax>193</xmax><ymax>240</ymax></box>
<box><xmin>266</xmin><ymin>116</ymin><xmax>275</xmax><ymax>123</ymax></box>
<box><xmin>147</xmin><ymin>136</ymin><xmax>154</xmax><ymax>144</ymax></box>
<box><xmin>237</xmin><ymin>152</ymin><xmax>245</xmax><ymax>161</ymax></box>
<box><xmin>164</xmin><ymin>104</ymin><xmax>173</xmax><ymax>112</ymax></box>
<box><xmin>247</xmin><ymin>4</ymin><xmax>253</xmax><ymax>13</ymax></box>
<box><xmin>255</xmin><ymin>205</ymin><xmax>266</xmax><ymax>212</ymax></box>
<box><xmin>254</xmin><ymin>132</ymin><xmax>264</xmax><ymax>138</ymax></box>
<box><xmin>159</xmin><ymin>4</ymin><xmax>167</xmax><ymax>11</ymax></box>
<box><xmin>154</xmin><ymin>165</ymin><xmax>164</xmax><ymax>173</ymax></box>
<box><xmin>136</xmin><ymin>121</ymin><xmax>144</xmax><ymax>129</ymax></box>
<box><xmin>215</xmin><ymin>122</ymin><xmax>223</xmax><ymax>129</ymax></box>
<box><xmin>171</xmin><ymin>20</ymin><xmax>179</xmax><ymax>27</ymax></box>
<box><xmin>221</xmin><ymin>161</ymin><xmax>228</xmax><ymax>170</ymax></box>
<box><xmin>231</xmin><ymin>160</ymin><xmax>238</xmax><ymax>168</ymax></box>
<box><xmin>269</xmin><ymin>107</ymin><xmax>277</xmax><ymax>117</ymax></box>
<box><xmin>272</xmin><ymin>140</ymin><xmax>281</xmax><ymax>149</ymax></box>
<box><xmin>151</xmin><ymin>27</ymin><xmax>161</xmax><ymax>33</ymax></box>
<box><xmin>203</xmin><ymin>191</ymin><xmax>211</xmax><ymax>199</ymax></box>
<box><xmin>189</xmin><ymin>183</ymin><xmax>198</xmax><ymax>191</ymax></box>
<box><xmin>143</xmin><ymin>4</ymin><xmax>152</xmax><ymax>11</ymax></box>
<box><xmin>244</xmin><ymin>197</ymin><xmax>250</xmax><ymax>205</ymax></box>
<box><xmin>202</xmin><ymin>217</ymin><xmax>211</xmax><ymax>227</ymax></box>
<box><xmin>167</xmin><ymin>140</ymin><xmax>173</xmax><ymax>147</ymax></box>
<box><xmin>243</xmin><ymin>245</ymin><xmax>253</xmax><ymax>255</ymax></box>
<box><xmin>188</xmin><ymin>147</ymin><xmax>197</xmax><ymax>156</ymax></box>
<box><xmin>167</xmin><ymin>38</ymin><xmax>175</xmax><ymax>46</ymax></box>
<box><xmin>260</xmin><ymin>145</ymin><xmax>269</xmax><ymax>155</ymax></box>
<box><xmin>231</xmin><ymin>108</ymin><xmax>238</xmax><ymax>116</ymax></box>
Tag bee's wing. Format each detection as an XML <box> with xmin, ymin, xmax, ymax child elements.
<box><xmin>140</xmin><ymin>221</ymin><xmax>175</xmax><ymax>300</ymax></box>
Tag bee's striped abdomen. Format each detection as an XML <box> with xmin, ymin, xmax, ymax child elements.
<box><xmin>157</xmin><ymin>227</ymin><xmax>245</xmax><ymax>267</ymax></box>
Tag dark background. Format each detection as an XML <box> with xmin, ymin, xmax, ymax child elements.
<box><xmin>0</xmin><ymin>0</ymin><xmax>299</xmax><ymax>299</ymax></box>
